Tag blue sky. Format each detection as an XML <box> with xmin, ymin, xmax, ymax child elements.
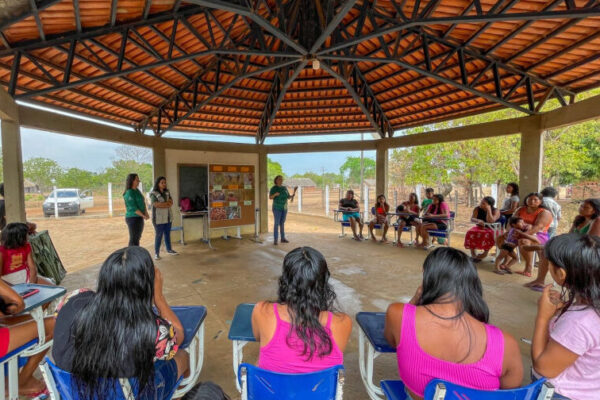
<box><xmin>15</xmin><ymin>124</ymin><xmax>375</xmax><ymax>176</ymax></box>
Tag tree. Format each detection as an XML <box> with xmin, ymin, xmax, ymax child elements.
<box><xmin>23</xmin><ymin>157</ymin><xmax>62</xmax><ymax>192</ymax></box>
<box><xmin>114</xmin><ymin>145</ymin><xmax>152</xmax><ymax>164</ymax></box>
<box><xmin>101</xmin><ymin>159</ymin><xmax>153</xmax><ymax>192</ymax></box>
<box><xmin>267</xmin><ymin>158</ymin><xmax>285</xmax><ymax>186</ymax></box>
<box><xmin>339</xmin><ymin>156</ymin><xmax>375</xmax><ymax>184</ymax></box>
<box><xmin>57</xmin><ymin>168</ymin><xmax>100</xmax><ymax>189</ymax></box>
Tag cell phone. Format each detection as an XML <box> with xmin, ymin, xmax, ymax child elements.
<box><xmin>19</xmin><ymin>288</ymin><xmax>39</xmax><ymax>299</ymax></box>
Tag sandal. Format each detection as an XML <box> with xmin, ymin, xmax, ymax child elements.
<box><xmin>516</xmin><ymin>270</ymin><xmax>532</xmax><ymax>277</ymax></box>
<box><xmin>493</xmin><ymin>269</ymin><xmax>506</xmax><ymax>275</ymax></box>
<box><xmin>529</xmin><ymin>285</ymin><xmax>545</xmax><ymax>292</ymax></box>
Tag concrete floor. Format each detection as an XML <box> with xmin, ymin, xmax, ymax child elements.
<box><xmin>60</xmin><ymin>214</ymin><xmax>544</xmax><ymax>400</ymax></box>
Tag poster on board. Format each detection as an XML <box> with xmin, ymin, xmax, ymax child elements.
<box><xmin>209</xmin><ymin>165</ymin><xmax>255</xmax><ymax>228</ymax></box>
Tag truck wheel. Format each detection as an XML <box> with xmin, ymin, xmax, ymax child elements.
<box><xmin>76</xmin><ymin>207</ymin><xmax>81</xmax><ymax>216</ymax></box>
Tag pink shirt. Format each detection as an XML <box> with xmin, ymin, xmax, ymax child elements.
<box><xmin>258</xmin><ymin>304</ymin><xmax>344</xmax><ymax>373</ymax></box>
<box><xmin>426</xmin><ymin>202</ymin><xmax>450</xmax><ymax>216</ymax></box>
<box><xmin>397</xmin><ymin>304</ymin><xmax>504</xmax><ymax>397</ymax></box>
<box><xmin>548</xmin><ymin>306</ymin><xmax>600</xmax><ymax>400</ymax></box>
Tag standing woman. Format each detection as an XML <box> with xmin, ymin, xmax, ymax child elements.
<box><xmin>123</xmin><ymin>173</ymin><xmax>149</xmax><ymax>246</ymax></box>
<box><xmin>269</xmin><ymin>175</ymin><xmax>297</xmax><ymax>245</ymax></box>
<box><xmin>150</xmin><ymin>177</ymin><xmax>178</xmax><ymax>260</ymax></box>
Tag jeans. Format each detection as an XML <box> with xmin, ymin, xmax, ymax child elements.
<box><xmin>273</xmin><ymin>208</ymin><xmax>287</xmax><ymax>242</ymax></box>
<box><xmin>154</xmin><ymin>222</ymin><xmax>173</xmax><ymax>256</ymax></box>
<box><xmin>126</xmin><ymin>217</ymin><xmax>144</xmax><ymax>246</ymax></box>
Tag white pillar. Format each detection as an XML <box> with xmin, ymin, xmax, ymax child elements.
<box><xmin>297</xmin><ymin>186</ymin><xmax>302</xmax><ymax>213</ymax></box>
<box><xmin>491</xmin><ymin>184</ymin><xmax>498</xmax><ymax>203</ymax></box>
<box><xmin>415</xmin><ymin>184</ymin><xmax>423</xmax><ymax>204</ymax></box>
<box><xmin>325</xmin><ymin>185</ymin><xmax>330</xmax><ymax>216</ymax></box>
<box><xmin>1</xmin><ymin>119</ymin><xmax>26</xmax><ymax>223</ymax></box>
<box><xmin>108</xmin><ymin>182</ymin><xmax>113</xmax><ymax>217</ymax></box>
<box><xmin>53</xmin><ymin>185</ymin><xmax>58</xmax><ymax>218</ymax></box>
<box><xmin>363</xmin><ymin>184</ymin><xmax>369</xmax><ymax>221</ymax></box>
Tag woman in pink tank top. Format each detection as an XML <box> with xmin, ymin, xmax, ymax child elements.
<box><xmin>251</xmin><ymin>247</ymin><xmax>352</xmax><ymax>373</ymax></box>
<box><xmin>384</xmin><ymin>248</ymin><xmax>523</xmax><ymax>400</ymax></box>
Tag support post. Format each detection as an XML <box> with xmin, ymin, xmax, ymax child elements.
<box><xmin>108</xmin><ymin>182</ymin><xmax>113</xmax><ymax>217</ymax></box>
<box><xmin>363</xmin><ymin>184</ymin><xmax>369</xmax><ymax>221</ymax></box>
<box><xmin>258</xmin><ymin>149</ymin><xmax>268</xmax><ymax>234</ymax></box>
<box><xmin>519</xmin><ymin>127</ymin><xmax>544</xmax><ymax>197</ymax></box>
<box><xmin>153</xmin><ymin>143</ymin><xmax>166</xmax><ymax>181</ymax></box>
<box><xmin>1</xmin><ymin>119</ymin><xmax>26</xmax><ymax>223</ymax></box>
<box><xmin>297</xmin><ymin>186</ymin><xmax>302</xmax><ymax>213</ymax></box>
<box><xmin>325</xmin><ymin>185</ymin><xmax>330</xmax><ymax>217</ymax></box>
<box><xmin>375</xmin><ymin>144</ymin><xmax>388</xmax><ymax>200</ymax></box>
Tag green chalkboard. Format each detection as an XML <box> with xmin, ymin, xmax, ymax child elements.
<box><xmin>178</xmin><ymin>164</ymin><xmax>208</xmax><ymax>207</ymax></box>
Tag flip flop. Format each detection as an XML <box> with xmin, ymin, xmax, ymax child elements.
<box><xmin>516</xmin><ymin>271</ymin><xmax>532</xmax><ymax>277</ymax></box>
<box><xmin>493</xmin><ymin>270</ymin><xmax>506</xmax><ymax>275</ymax></box>
<box><xmin>503</xmin><ymin>268</ymin><xmax>514</xmax><ymax>274</ymax></box>
<box><xmin>529</xmin><ymin>285</ymin><xmax>545</xmax><ymax>292</ymax></box>
<box><xmin>21</xmin><ymin>388</ymin><xmax>49</xmax><ymax>399</ymax></box>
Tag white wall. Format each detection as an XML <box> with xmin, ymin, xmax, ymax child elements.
<box><xmin>166</xmin><ymin>149</ymin><xmax>259</xmax><ymax>242</ymax></box>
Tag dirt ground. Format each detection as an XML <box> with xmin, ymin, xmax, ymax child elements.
<box><xmin>34</xmin><ymin>212</ymin><xmax>550</xmax><ymax>399</ymax></box>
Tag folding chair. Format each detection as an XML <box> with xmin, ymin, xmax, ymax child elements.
<box><xmin>0</xmin><ymin>339</ymin><xmax>38</xmax><ymax>400</ymax></box>
<box><xmin>356</xmin><ymin>312</ymin><xmax>396</xmax><ymax>400</ymax></box>
<box><xmin>484</xmin><ymin>222</ymin><xmax>504</xmax><ymax>261</ymax></box>
<box><xmin>238</xmin><ymin>363</ymin><xmax>344</xmax><ymax>400</ymax></box>
<box><xmin>380</xmin><ymin>378</ymin><xmax>555</xmax><ymax>400</ymax></box>
<box><xmin>426</xmin><ymin>212</ymin><xmax>455</xmax><ymax>246</ymax></box>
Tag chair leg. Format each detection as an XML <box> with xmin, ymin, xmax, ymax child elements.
<box><xmin>358</xmin><ymin>330</ymin><xmax>384</xmax><ymax>400</ymax></box>
<box><xmin>40</xmin><ymin>361</ymin><xmax>60</xmax><ymax>400</ymax></box>
<box><xmin>7</xmin><ymin>358</ymin><xmax>18</xmax><ymax>400</ymax></box>
<box><xmin>173</xmin><ymin>322</ymin><xmax>205</xmax><ymax>398</ymax></box>
<box><xmin>433</xmin><ymin>383</ymin><xmax>447</xmax><ymax>400</ymax></box>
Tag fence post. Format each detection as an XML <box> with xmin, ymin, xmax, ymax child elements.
<box><xmin>325</xmin><ymin>185</ymin><xmax>330</xmax><ymax>217</ymax></box>
<box><xmin>297</xmin><ymin>186</ymin><xmax>302</xmax><ymax>213</ymax></box>
<box><xmin>108</xmin><ymin>182</ymin><xmax>113</xmax><ymax>217</ymax></box>
<box><xmin>393</xmin><ymin>190</ymin><xmax>398</xmax><ymax>208</ymax></box>
<box><xmin>491</xmin><ymin>183</ymin><xmax>498</xmax><ymax>203</ymax></box>
<box><xmin>53</xmin><ymin>185</ymin><xmax>58</xmax><ymax>219</ymax></box>
<box><xmin>454</xmin><ymin>191</ymin><xmax>459</xmax><ymax>214</ymax></box>
<box><xmin>363</xmin><ymin>185</ymin><xmax>369</xmax><ymax>221</ymax></box>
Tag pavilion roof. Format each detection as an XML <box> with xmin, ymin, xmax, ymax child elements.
<box><xmin>0</xmin><ymin>0</ymin><xmax>599</xmax><ymax>143</ymax></box>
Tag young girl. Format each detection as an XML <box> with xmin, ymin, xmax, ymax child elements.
<box><xmin>396</xmin><ymin>193</ymin><xmax>420</xmax><ymax>248</ymax></box>
<box><xmin>418</xmin><ymin>194</ymin><xmax>450</xmax><ymax>249</ymax></box>
<box><xmin>369</xmin><ymin>194</ymin><xmax>390</xmax><ymax>243</ymax></box>
<box><xmin>532</xmin><ymin>234</ymin><xmax>600</xmax><ymax>400</ymax></box>
<box><xmin>0</xmin><ymin>222</ymin><xmax>53</xmax><ymax>285</ymax></box>
<box><xmin>493</xmin><ymin>217</ymin><xmax>534</xmax><ymax>275</ymax></box>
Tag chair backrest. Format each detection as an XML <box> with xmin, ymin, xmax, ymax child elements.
<box><xmin>238</xmin><ymin>363</ymin><xmax>344</xmax><ymax>400</ymax></box>
<box><xmin>424</xmin><ymin>378</ymin><xmax>554</xmax><ymax>400</ymax></box>
<box><xmin>371</xmin><ymin>207</ymin><xmax>376</xmax><ymax>215</ymax></box>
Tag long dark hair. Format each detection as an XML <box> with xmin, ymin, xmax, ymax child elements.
<box><xmin>71</xmin><ymin>247</ymin><xmax>158</xmax><ymax>398</ymax></box>
<box><xmin>573</xmin><ymin>198</ymin><xmax>600</xmax><ymax>228</ymax></box>
<box><xmin>545</xmin><ymin>234</ymin><xmax>600</xmax><ymax>319</ymax></box>
<box><xmin>408</xmin><ymin>193</ymin><xmax>418</xmax><ymax>204</ymax></box>
<box><xmin>277</xmin><ymin>247</ymin><xmax>337</xmax><ymax>360</ymax></box>
<box><xmin>419</xmin><ymin>247</ymin><xmax>489</xmax><ymax>323</ymax></box>
<box><xmin>506</xmin><ymin>182</ymin><xmax>519</xmax><ymax>196</ymax></box>
<box><xmin>481</xmin><ymin>196</ymin><xmax>496</xmax><ymax>212</ymax></box>
<box><xmin>0</xmin><ymin>223</ymin><xmax>28</xmax><ymax>249</ymax></box>
<box><xmin>152</xmin><ymin>176</ymin><xmax>167</xmax><ymax>193</ymax></box>
<box><xmin>430</xmin><ymin>194</ymin><xmax>446</xmax><ymax>214</ymax></box>
<box><xmin>373</xmin><ymin>194</ymin><xmax>390</xmax><ymax>211</ymax></box>
<box><xmin>124</xmin><ymin>173</ymin><xmax>139</xmax><ymax>195</ymax></box>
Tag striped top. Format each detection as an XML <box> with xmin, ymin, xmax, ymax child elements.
<box><xmin>397</xmin><ymin>304</ymin><xmax>504</xmax><ymax>397</ymax></box>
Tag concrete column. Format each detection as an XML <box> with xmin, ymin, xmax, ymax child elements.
<box><xmin>152</xmin><ymin>144</ymin><xmax>166</xmax><ymax>180</ymax></box>
<box><xmin>375</xmin><ymin>144</ymin><xmax>388</xmax><ymax>198</ymax></box>
<box><xmin>1</xmin><ymin>119</ymin><xmax>26</xmax><ymax>223</ymax></box>
<box><xmin>258</xmin><ymin>149</ymin><xmax>268</xmax><ymax>234</ymax></box>
<box><xmin>519</xmin><ymin>127</ymin><xmax>544</xmax><ymax>197</ymax></box>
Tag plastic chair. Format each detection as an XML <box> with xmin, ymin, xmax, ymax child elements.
<box><xmin>380</xmin><ymin>378</ymin><xmax>555</xmax><ymax>400</ymax></box>
<box><xmin>237</xmin><ymin>363</ymin><xmax>345</xmax><ymax>400</ymax></box>
<box><xmin>369</xmin><ymin>207</ymin><xmax>390</xmax><ymax>239</ymax></box>
<box><xmin>426</xmin><ymin>211</ymin><xmax>455</xmax><ymax>246</ymax></box>
<box><xmin>334</xmin><ymin>209</ymin><xmax>358</xmax><ymax>238</ymax></box>
<box><xmin>41</xmin><ymin>357</ymin><xmax>182</xmax><ymax>400</ymax></box>
<box><xmin>0</xmin><ymin>339</ymin><xmax>38</xmax><ymax>400</ymax></box>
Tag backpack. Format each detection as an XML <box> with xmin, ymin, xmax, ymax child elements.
<box><xmin>194</xmin><ymin>195</ymin><xmax>207</xmax><ymax>211</ymax></box>
<box><xmin>180</xmin><ymin>197</ymin><xmax>193</xmax><ymax>212</ymax></box>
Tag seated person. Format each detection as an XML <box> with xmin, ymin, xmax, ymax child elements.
<box><xmin>368</xmin><ymin>195</ymin><xmax>390</xmax><ymax>243</ymax></box>
<box><xmin>0</xmin><ymin>222</ymin><xmax>53</xmax><ymax>285</ymax></box>
<box><xmin>418</xmin><ymin>194</ymin><xmax>451</xmax><ymax>249</ymax></box>
<box><xmin>338</xmin><ymin>190</ymin><xmax>363</xmax><ymax>241</ymax></box>
<box><xmin>384</xmin><ymin>248</ymin><xmax>523</xmax><ymax>400</ymax></box>
<box><xmin>498</xmin><ymin>183</ymin><xmax>520</xmax><ymax>226</ymax></box>
<box><xmin>252</xmin><ymin>247</ymin><xmax>352</xmax><ymax>373</ymax></box>
<box><xmin>0</xmin><ymin>279</ymin><xmax>55</xmax><ymax>398</ymax></box>
<box><xmin>463</xmin><ymin>197</ymin><xmax>501</xmax><ymax>262</ymax></box>
<box><xmin>532</xmin><ymin>234</ymin><xmax>600</xmax><ymax>400</ymax></box>
<box><xmin>395</xmin><ymin>193</ymin><xmax>420</xmax><ymax>248</ymax></box>
<box><xmin>493</xmin><ymin>217</ymin><xmax>532</xmax><ymax>275</ymax></box>
<box><xmin>53</xmin><ymin>247</ymin><xmax>189</xmax><ymax>399</ymax></box>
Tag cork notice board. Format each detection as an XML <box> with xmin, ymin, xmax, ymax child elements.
<box><xmin>209</xmin><ymin>164</ymin><xmax>255</xmax><ymax>229</ymax></box>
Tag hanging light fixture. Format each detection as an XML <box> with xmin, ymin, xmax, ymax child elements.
<box><xmin>312</xmin><ymin>59</ymin><xmax>320</xmax><ymax>70</ymax></box>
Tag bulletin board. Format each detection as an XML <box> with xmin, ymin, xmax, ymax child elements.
<box><xmin>209</xmin><ymin>164</ymin><xmax>255</xmax><ymax>228</ymax></box>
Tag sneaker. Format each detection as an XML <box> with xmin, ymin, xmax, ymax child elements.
<box><xmin>281</xmin><ymin>239</ymin><xmax>289</xmax><ymax>243</ymax></box>
<box><xmin>154</xmin><ymin>254</ymin><xmax>161</xmax><ymax>260</ymax></box>
<box><xmin>166</xmin><ymin>250</ymin><xmax>179</xmax><ymax>255</ymax></box>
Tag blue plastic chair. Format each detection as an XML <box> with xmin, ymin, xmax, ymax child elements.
<box><xmin>237</xmin><ymin>363</ymin><xmax>345</xmax><ymax>400</ymax></box>
<box><xmin>426</xmin><ymin>211</ymin><xmax>455</xmax><ymax>246</ymax></box>
<box><xmin>0</xmin><ymin>339</ymin><xmax>38</xmax><ymax>400</ymax></box>
<box><xmin>380</xmin><ymin>378</ymin><xmax>555</xmax><ymax>400</ymax></box>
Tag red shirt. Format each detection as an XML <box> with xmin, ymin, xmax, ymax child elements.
<box><xmin>0</xmin><ymin>243</ymin><xmax>31</xmax><ymax>276</ymax></box>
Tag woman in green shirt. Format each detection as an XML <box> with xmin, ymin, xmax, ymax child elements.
<box><xmin>123</xmin><ymin>173</ymin><xmax>149</xmax><ymax>246</ymax></box>
<box><xmin>269</xmin><ymin>175</ymin><xmax>297</xmax><ymax>245</ymax></box>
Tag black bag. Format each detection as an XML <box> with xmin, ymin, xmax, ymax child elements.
<box><xmin>193</xmin><ymin>195</ymin><xmax>207</xmax><ymax>211</ymax></box>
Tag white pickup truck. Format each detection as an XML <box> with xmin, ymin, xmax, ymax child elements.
<box><xmin>42</xmin><ymin>189</ymin><xmax>94</xmax><ymax>217</ymax></box>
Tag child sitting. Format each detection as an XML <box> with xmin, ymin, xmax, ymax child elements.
<box><xmin>532</xmin><ymin>234</ymin><xmax>600</xmax><ymax>400</ymax></box>
<box><xmin>494</xmin><ymin>217</ymin><xmax>534</xmax><ymax>275</ymax></box>
<box><xmin>0</xmin><ymin>223</ymin><xmax>53</xmax><ymax>285</ymax></box>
